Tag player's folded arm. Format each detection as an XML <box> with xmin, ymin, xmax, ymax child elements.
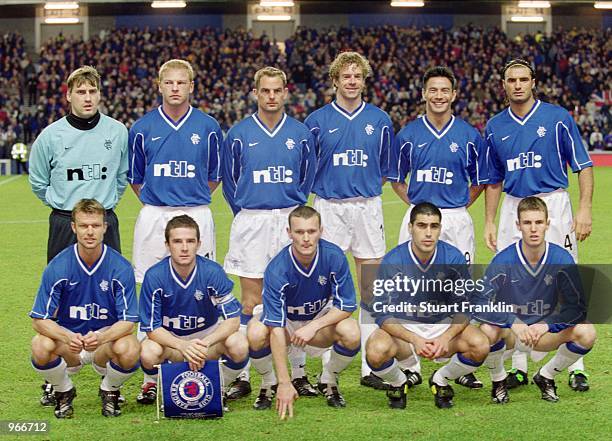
<box><xmin>544</xmin><ymin>266</ymin><xmax>588</xmax><ymax>332</ymax></box>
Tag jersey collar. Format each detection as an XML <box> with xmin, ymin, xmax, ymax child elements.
<box><xmin>508</xmin><ymin>100</ymin><xmax>540</xmax><ymax>126</ymax></box>
<box><xmin>407</xmin><ymin>241</ymin><xmax>437</xmax><ymax>272</ymax></box>
<box><xmin>252</xmin><ymin>112</ymin><xmax>287</xmax><ymax>138</ymax></box>
<box><xmin>74</xmin><ymin>244</ymin><xmax>107</xmax><ymax>276</ymax></box>
<box><xmin>158</xmin><ymin>105</ymin><xmax>192</xmax><ymax>131</ymax></box>
<box><xmin>169</xmin><ymin>258</ymin><xmax>198</xmax><ymax>289</ymax></box>
<box><xmin>289</xmin><ymin>245</ymin><xmax>319</xmax><ymax>278</ymax></box>
<box><xmin>516</xmin><ymin>240</ymin><xmax>549</xmax><ymax>277</ymax></box>
<box><xmin>422</xmin><ymin>114</ymin><xmax>455</xmax><ymax>140</ymax></box>
<box><xmin>331</xmin><ymin>100</ymin><xmax>366</xmax><ymax>121</ymax></box>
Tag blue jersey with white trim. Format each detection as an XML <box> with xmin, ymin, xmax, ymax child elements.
<box><xmin>474</xmin><ymin>241</ymin><xmax>584</xmax><ymax>331</ymax></box>
<box><xmin>304</xmin><ymin>101</ymin><xmax>393</xmax><ymax>199</ymax></box>
<box><xmin>373</xmin><ymin>240</ymin><xmax>468</xmax><ymax>325</ymax></box>
<box><xmin>261</xmin><ymin>239</ymin><xmax>357</xmax><ymax>327</ymax></box>
<box><xmin>128</xmin><ymin>106</ymin><xmax>222</xmax><ymax>206</ymax></box>
<box><xmin>139</xmin><ymin>255</ymin><xmax>240</xmax><ymax>336</ymax></box>
<box><xmin>29</xmin><ymin>244</ymin><xmax>138</xmax><ymax>334</ymax></box>
<box><xmin>388</xmin><ymin>115</ymin><xmax>488</xmax><ymax>208</ymax></box>
<box><xmin>221</xmin><ymin>113</ymin><xmax>316</xmax><ymax>214</ymax></box>
<box><xmin>485</xmin><ymin>100</ymin><xmax>592</xmax><ymax>197</ymax></box>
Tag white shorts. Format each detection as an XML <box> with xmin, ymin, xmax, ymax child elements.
<box><xmin>286</xmin><ymin>303</ymin><xmax>333</xmax><ymax>358</ymax></box>
<box><xmin>398</xmin><ymin>206</ymin><xmax>475</xmax><ymax>264</ymax></box>
<box><xmin>497</xmin><ymin>189</ymin><xmax>577</xmax><ymax>262</ymax></box>
<box><xmin>402</xmin><ymin>322</ymin><xmax>451</xmax><ymax>340</ymax></box>
<box><xmin>313</xmin><ymin>195</ymin><xmax>386</xmax><ymax>259</ymax></box>
<box><xmin>224</xmin><ymin>207</ymin><xmax>295</xmax><ymax>278</ymax></box>
<box><xmin>170</xmin><ymin>323</ymin><xmax>220</xmax><ymax>341</ymax></box>
<box><xmin>132</xmin><ymin>204</ymin><xmax>215</xmax><ymax>283</ymax></box>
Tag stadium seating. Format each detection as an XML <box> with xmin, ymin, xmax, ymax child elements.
<box><xmin>0</xmin><ymin>25</ymin><xmax>609</xmax><ymax>154</ymax></box>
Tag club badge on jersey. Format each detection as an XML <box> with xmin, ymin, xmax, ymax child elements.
<box><xmin>160</xmin><ymin>361</ymin><xmax>223</xmax><ymax>419</ymax></box>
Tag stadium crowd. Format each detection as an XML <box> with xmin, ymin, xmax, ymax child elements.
<box><xmin>0</xmin><ymin>24</ymin><xmax>610</xmax><ymax>158</ymax></box>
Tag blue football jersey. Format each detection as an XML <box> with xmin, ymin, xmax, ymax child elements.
<box><xmin>485</xmin><ymin>100</ymin><xmax>592</xmax><ymax>197</ymax></box>
<box><xmin>304</xmin><ymin>101</ymin><xmax>393</xmax><ymax>199</ymax></box>
<box><xmin>128</xmin><ymin>106</ymin><xmax>223</xmax><ymax>206</ymax></box>
<box><xmin>29</xmin><ymin>244</ymin><xmax>138</xmax><ymax>334</ymax></box>
<box><xmin>372</xmin><ymin>240</ymin><xmax>469</xmax><ymax>325</ymax></box>
<box><xmin>139</xmin><ymin>255</ymin><xmax>241</xmax><ymax>336</ymax></box>
<box><xmin>261</xmin><ymin>239</ymin><xmax>357</xmax><ymax>327</ymax></box>
<box><xmin>474</xmin><ymin>241</ymin><xmax>585</xmax><ymax>331</ymax></box>
<box><xmin>221</xmin><ymin>113</ymin><xmax>316</xmax><ymax>215</ymax></box>
<box><xmin>388</xmin><ymin>115</ymin><xmax>488</xmax><ymax>208</ymax></box>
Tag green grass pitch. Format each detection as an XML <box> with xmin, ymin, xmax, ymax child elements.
<box><xmin>0</xmin><ymin>171</ymin><xmax>610</xmax><ymax>441</ymax></box>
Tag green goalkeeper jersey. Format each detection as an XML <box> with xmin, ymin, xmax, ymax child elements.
<box><xmin>29</xmin><ymin>114</ymin><xmax>128</xmax><ymax>210</ymax></box>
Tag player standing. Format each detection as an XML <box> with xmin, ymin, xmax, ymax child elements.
<box><xmin>29</xmin><ymin>66</ymin><xmax>128</xmax><ymax>263</ymax></box>
<box><xmin>128</xmin><ymin>59</ymin><xmax>222</xmax><ymax>284</ymax></box>
<box><xmin>366</xmin><ymin>203</ymin><xmax>489</xmax><ymax>409</ymax></box>
<box><xmin>138</xmin><ymin>215</ymin><xmax>248</xmax><ymax>406</ymax></box>
<box><xmin>387</xmin><ymin>66</ymin><xmax>489</xmax><ymax>388</ymax></box>
<box><xmin>248</xmin><ymin>206</ymin><xmax>360</xmax><ymax>417</ymax></box>
<box><xmin>304</xmin><ymin>52</ymin><xmax>393</xmax><ymax>390</ymax></box>
<box><xmin>221</xmin><ymin>67</ymin><xmax>316</xmax><ymax>399</ymax></box>
<box><xmin>29</xmin><ymin>199</ymin><xmax>140</xmax><ymax>418</ymax></box>
<box><xmin>477</xmin><ymin>197</ymin><xmax>596</xmax><ymax>403</ymax></box>
<box><xmin>484</xmin><ymin>59</ymin><xmax>594</xmax><ymax>391</ymax></box>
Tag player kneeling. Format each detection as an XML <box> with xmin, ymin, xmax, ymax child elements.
<box><xmin>248</xmin><ymin>206</ymin><xmax>360</xmax><ymax>418</ymax></box>
<box><xmin>478</xmin><ymin>197</ymin><xmax>596</xmax><ymax>403</ymax></box>
<box><xmin>138</xmin><ymin>215</ymin><xmax>248</xmax><ymax>407</ymax></box>
<box><xmin>365</xmin><ymin>202</ymin><xmax>489</xmax><ymax>409</ymax></box>
<box><xmin>30</xmin><ymin>199</ymin><xmax>140</xmax><ymax>418</ymax></box>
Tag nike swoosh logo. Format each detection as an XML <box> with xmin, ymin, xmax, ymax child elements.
<box><xmin>502</xmin><ymin>135</ymin><xmax>510</xmax><ymax>141</ymax></box>
<box><xmin>248</xmin><ymin>142</ymin><xmax>259</xmax><ymax>147</ymax></box>
<box><xmin>417</xmin><ymin>143</ymin><xmax>427</xmax><ymax>148</ymax></box>
<box><xmin>152</xmin><ymin>137</ymin><xmax>161</xmax><ymax>141</ymax></box>
<box><xmin>69</xmin><ymin>281</ymin><xmax>78</xmax><ymax>286</ymax></box>
<box><xmin>328</xmin><ymin>128</ymin><xmax>339</xmax><ymax>133</ymax></box>
<box><xmin>163</xmin><ymin>293</ymin><xmax>172</xmax><ymax>298</ymax></box>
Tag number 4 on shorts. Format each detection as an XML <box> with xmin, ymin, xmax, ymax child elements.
<box><xmin>564</xmin><ymin>234</ymin><xmax>573</xmax><ymax>250</ymax></box>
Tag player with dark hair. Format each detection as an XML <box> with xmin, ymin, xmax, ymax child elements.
<box><xmin>484</xmin><ymin>58</ymin><xmax>594</xmax><ymax>391</ymax></box>
<box><xmin>29</xmin><ymin>66</ymin><xmax>128</xmax><ymax>263</ymax></box>
<box><xmin>221</xmin><ymin>67</ymin><xmax>316</xmax><ymax>399</ymax></box>
<box><xmin>247</xmin><ymin>206</ymin><xmax>360</xmax><ymax>417</ymax></box>
<box><xmin>138</xmin><ymin>215</ymin><xmax>248</xmax><ymax>407</ymax></box>
<box><xmin>387</xmin><ymin>66</ymin><xmax>489</xmax><ymax>389</ymax></box>
<box><xmin>366</xmin><ymin>202</ymin><xmax>489</xmax><ymax>409</ymax></box>
<box><xmin>29</xmin><ymin>199</ymin><xmax>139</xmax><ymax>418</ymax></box>
<box><xmin>477</xmin><ymin>196</ymin><xmax>596</xmax><ymax>403</ymax></box>
<box><xmin>304</xmin><ymin>51</ymin><xmax>394</xmax><ymax>390</ymax></box>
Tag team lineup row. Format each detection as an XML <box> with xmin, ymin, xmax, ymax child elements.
<box><xmin>25</xmin><ymin>52</ymin><xmax>594</xmax><ymax>419</ymax></box>
<box><xmin>29</xmin><ymin>198</ymin><xmax>596</xmax><ymax>419</ymax></box>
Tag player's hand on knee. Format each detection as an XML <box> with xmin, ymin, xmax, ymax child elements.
<box><xmin>67</xmin><ymin>332</ymin><xmax>84</xmax><ymax>353</ymax></box>
<box><xmin>276</xmin><ymin>382</ymin><xmax>298</xmax><ymax>420</ymax></box>
<box><xmin>484</xmin><ymin>222</ymin><xmax>497</xmax><ymax>252</ymax></box>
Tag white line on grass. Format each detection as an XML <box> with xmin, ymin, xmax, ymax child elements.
<box><xmin>0</xmin><ymin>175</ymin><xmax>22</xmax><ymax>186</ymax></box>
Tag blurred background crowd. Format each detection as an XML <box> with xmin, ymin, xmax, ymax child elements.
<box><xmin>0</xmin><ymin>24</ymin><xmax>610</xmax><ymax>161</ymax></box>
